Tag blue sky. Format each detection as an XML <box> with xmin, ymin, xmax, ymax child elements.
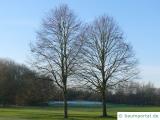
<box><xmin>0</xmin><ymin>0</ymin><xmax>160</xmax><ymax>86</ymax></box>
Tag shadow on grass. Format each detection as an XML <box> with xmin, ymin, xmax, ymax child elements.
<box><xmin>67</xmin><ymin>114</ymin><xmax>116</xmax><ymax>120</ymax></box>
<box><xmin>98</xmin><ymin>115</ymin><xmax>117</xmax><ymax>119</ymax></box>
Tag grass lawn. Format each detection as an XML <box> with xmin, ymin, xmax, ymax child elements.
<box><xmin>0</xmin><ymin>104</ymin><xmax>160</xmax><ymax>120</ymax></box>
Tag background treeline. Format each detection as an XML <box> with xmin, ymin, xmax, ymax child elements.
<box><xmin>106</xmin><ymin>82</ymin><xmax>160</xmax><ymax>105</ymax></box>
<box><xmin>0</xmin><ymin>58</ymin><xmax>55</xmax><ymax>106</ymax></box>
<box><xmin>0</xmin><ymin>58</ymin><xmax>159</xmax><ymax>106</ymax></box>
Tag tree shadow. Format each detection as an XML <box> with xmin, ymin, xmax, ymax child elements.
<box><xmin>69</xmin><ymin>114</ymin><xmax>117</xmax><ymax>120</ymax></box>
<box><xmin>99</xmin><ymin>115</ymin><xmax>117</xmax><ymax>118</ymax></box>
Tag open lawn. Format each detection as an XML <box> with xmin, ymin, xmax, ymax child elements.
<box><xmin>0</xmin><ymin>104</ymin><xmax>160</xmax><ymax>120</ymax></box>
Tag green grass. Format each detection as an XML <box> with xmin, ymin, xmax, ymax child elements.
<box><xmin>0</xmin><ymin>104</ymin><xmax>160</xmax><ymax>120</ymax></box>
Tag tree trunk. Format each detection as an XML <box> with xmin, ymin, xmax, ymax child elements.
<box><xmin>63</xmin><ymin>85</ymin><xmax>68</xmax><ymax>119</ymax></box>
<box><xmin>102</xmin><ymin>90</ymin><xmax>107</xmax><ymax>117</ymax></box>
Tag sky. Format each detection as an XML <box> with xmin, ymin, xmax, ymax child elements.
<box><xmin>0</xmin><ymin>0</ymin><xmax>160</xmax><ymax>86</ymax></box>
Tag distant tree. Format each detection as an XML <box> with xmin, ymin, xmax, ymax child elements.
<box><xmin>30</xmin><ymin>5</ymin><xmax>85</xmax><ymax>118</ymax></box>
<box><xmin>0</xmin><ymin>58</ymin><xmax>55</xmax><ymax>106</ymax></box>
<box><xmin>0</xmin><ymin>59</ymin><xmax>15</xmax><ymax>106</ymax></box>
<box><xmin>0</xmin><ymin>59</ymin><xmax>30</xmax><ymax>105</ymax></box>
<box><xmin>82</xmin><ymin>15</ymin><xmax>138</xmax><ymax>117</ymax></box>
<box><xmin>16</xmin><ymin>73</ymin><xmax>55</xmax><ymax>106</ymax></box>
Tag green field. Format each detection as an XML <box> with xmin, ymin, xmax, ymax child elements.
<box><xmin>0</xmin><ymin>104</ymin><xmax>160</xmax><ymax>120</ymax></box>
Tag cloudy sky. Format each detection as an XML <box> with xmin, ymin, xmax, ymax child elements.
<box><xmin>0</xmin><ymin>0</ymin><xmax>160</xmax><ymax>86</ymax></box>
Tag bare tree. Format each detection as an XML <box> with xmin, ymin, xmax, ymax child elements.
<box><xmin>30</xmin><ymin>5</ymin><xmax>85</xmax><ymax>118</ymax></box>
<box><xmin>82</xmin><ymin>15</ymin><xmax>138</xmax><ymax>117</ymax></box>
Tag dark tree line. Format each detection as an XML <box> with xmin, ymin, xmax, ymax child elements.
<box><xmin>0</xmin><ymin>58</ymin><xmax>55</xmax><ymax>106</ymax></box>
<box><xmin>52</xmin><ymin>82</ymin><xmax>160</xmax><ymax>106</ymax></box>
<box><xmin>0</xmin><ymin>58</ymin><xmax>160</xmax><ymax>107</ymax></box>
<box><xmin>107</xmin><ymin>82</ymin><xmax>160</xmax><ymax>105</ymax></box>
<box><xmin>0</xmin><ymin>58</ymin><xmax>100</xmax><ymax>106</ymax></box>
<box><xmin>0</xmin><ymin>58</ymin><xmax>99</xmax><ymax>105</ymax></box>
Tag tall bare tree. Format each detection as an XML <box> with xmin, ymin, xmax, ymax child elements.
<box><xmin>30</xmin><ymin>5</ymin><xmax>85</xmax><ymax>118</ymax></box>
<box><xmin>82</xmin><ymin>15</ymin><xmax>138</xmax><ymax>117</ymax></box>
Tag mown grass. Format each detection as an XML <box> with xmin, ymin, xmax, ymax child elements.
<box><xmin>0</xmin><ymin>104</ymin><xmax>160</xmax><ymax>120</ymax></box>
